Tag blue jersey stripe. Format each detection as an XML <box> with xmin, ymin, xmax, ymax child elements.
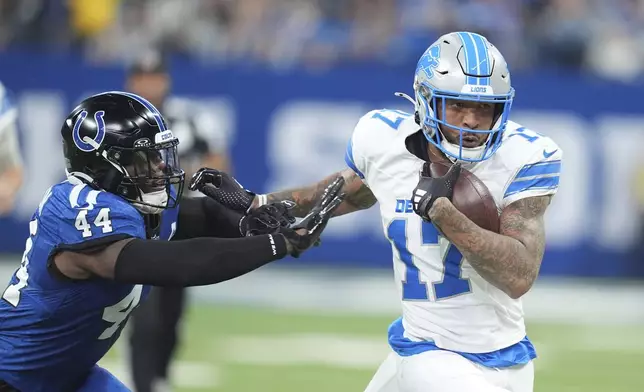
<box><xmin>516</xmin><ymin>161</ymin><xmax>561</xmax><ymax>179</ymax></box>
<box><xmin>504</xmin><ymin>176</ymin><xmax>560</xmax><ymax>198</ymax></box>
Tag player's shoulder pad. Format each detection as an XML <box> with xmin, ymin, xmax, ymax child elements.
<box><xmin>498</xmin><ymin>121</ymin><xmax>562</xmax><ymax>167</ymax></box>
<box><xmin>42</xmin><ymin>179</ymin><xmax>146</xmax><ymax>246</ymax></box>
<box><xmin>345</xmin><ymin>109</ymin><xmax>416</xmax><ymax>179</ymax></box>
<box><xmin>499</xmin><ymin>121</ymin><xmax>563</xmax><ymax>206</ymax></box>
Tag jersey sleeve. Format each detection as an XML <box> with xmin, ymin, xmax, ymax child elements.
<box><xmin>344</xmin><ymin>110</ymin><xmax>385</xmax><ymax>183</ymax></box>
<box><xmin>501</xmin><ymin>144</ymin><xmax>563</xmax><ymax>208</ymax></box>
<box><xmin>344</xmin><ymin>109</ymin><xmax>415</xmax><ymax>185</ymax></box>
<box><xmin>344</xmin><ymin>136</ymin><xmax>366</xmax><ymax>180</ymax></box>
<box><xmin>46</xmin><ymin>185</ymin><xmax>146</xmax><ymax>250</ymax></box>
<box><xmin>344</xmin><ymin>114</ymin><xmax>368</xmax><ymax>180</ymax></box>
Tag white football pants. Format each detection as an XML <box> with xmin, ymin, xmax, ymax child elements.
<box><xmin>364</xmin><ymin>350</ymin><xmax>534</xmax><ymax>392</ymax></box>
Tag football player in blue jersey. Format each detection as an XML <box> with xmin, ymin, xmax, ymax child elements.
<box><xmin>0</xmin><ymin>91</ymin><xmax>344</xmax><ymax>392</ymax></box>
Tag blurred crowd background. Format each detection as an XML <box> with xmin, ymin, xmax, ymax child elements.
<box><xmin>0</xmin><ymin>0</ymin><xmax>643</xmax><ymax>80</ymax></box>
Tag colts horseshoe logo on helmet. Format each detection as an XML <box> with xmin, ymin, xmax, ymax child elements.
<box><xmin>72</xmin><ymin>110</ymin><xmax>106</xmax><ymax>152</ymax></box>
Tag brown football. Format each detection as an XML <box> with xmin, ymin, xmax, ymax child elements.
<box><xmin>429</xmin><ymin>161</ymin><xmax>500</xmax><ymax>233</ymax></box>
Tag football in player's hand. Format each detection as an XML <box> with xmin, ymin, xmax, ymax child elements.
<box><xmin>430</xmin><ymin>162</ymin><xmax>500</xmax><ymax>233</ymax></box>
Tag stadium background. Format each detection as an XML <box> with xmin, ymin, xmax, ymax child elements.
<box><xmin>0</xmin><ymin>0</ymin><xmax>643</xmax><ymax>390</ymax></box>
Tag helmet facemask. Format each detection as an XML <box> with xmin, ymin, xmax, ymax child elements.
<box><xmin>106</xmin><ymin>139</ymin><xmax>184</xmax><ymax>214</ymax></box>
<box><xmin>415</xmin><ymin>80</ymin><xmax>514</xmax><ymax>163</ymax></box>
<box><xmin>71</xmin><ymin>134</ymin><xmax>184</xmax><ymax>215</ymax></box>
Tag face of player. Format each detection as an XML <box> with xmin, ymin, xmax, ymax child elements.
<box><xmin>436</xmin><ymin>98</ymin><xmax>496</xmax><ymax>148</ymax></box>
<box><xmin>125</xmin><ymin>148</ymin><xmax>180</xmax><ymax>194</ymax></box>
<box><xmin>126</xmin><ymin>73</ymin><xmax>169</xmax><ymax>107</ymax></box>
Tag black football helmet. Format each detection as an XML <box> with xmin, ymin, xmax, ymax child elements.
<box><xmin>61</xmin><ymin>91</ymin><xmax>184</xmax><ymax>214</ymax></box>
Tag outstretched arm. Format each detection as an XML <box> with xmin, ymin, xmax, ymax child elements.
<box><xmin>257</xmin><ymin>169</ymin><xmax>377</xmax><ymax>218</ymax></box>
<box><xmin>52</xmin><ymin>177</ymin><xmax>346</xmax><ymax>286</ymax></box>
<box><xmin>173</xmin><ymin>196</ymin><xmax>244</xmax><ymax>240</ymax></box>
<box><xmin>428</xmin><ymin>195</ymin><xmax>551</xmax><ymax>299</ymax></box>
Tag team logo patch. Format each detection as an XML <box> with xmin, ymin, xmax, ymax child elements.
<box><xmin>416</xmin><ymin>45</ymin><xmax>441</xmax><ymax>79</ymax></box>
<box><xmin>134</xmin><ymin>138</ymin><xmax>151</xmax><ymax>148</ymax></box>
<box><xmin>154</xmin><ymin>130</ymin><xmax>176</xmax><ymax>144</ymax></box>
<box><xmin>461</xmin><ymin>84</ymin><xmax>494</xmax><ymax>95</ymax></box>
<box><xmin>72</xmin><ymin>110</ymin><xmax>106</xmax><ymax>152</ymax></box>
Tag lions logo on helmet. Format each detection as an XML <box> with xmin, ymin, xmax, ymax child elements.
<box><xmin>412</xmin><ymin>32</ymin><xmax>514</xmax><ymax>163</ymax></box>
<box><xmin>416</xmin><ymin>45</ymin><xmax>441</xmax><ymax>80</ymax></box>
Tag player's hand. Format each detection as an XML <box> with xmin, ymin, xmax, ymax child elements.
<box><xmin>280</xmin><ymin>177</ymin><xmax>345</xmax><ymax>257</ymax></box>
<box><xmin>240</xmin><ymin>201</ymin><xmax>296</xmax><ymax>236</ymax></box>
<box><xmin>189</xmin><ymin>167</ymin><xmax>255</xmax><ymax>212</ymax></box>
<box><xmin>412</xmin><ymin>161</ymin><xmax>461</xmax><ymax>221</ymax></box>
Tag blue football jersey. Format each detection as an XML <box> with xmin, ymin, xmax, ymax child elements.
<box><xmin>0</xmin><ymin>178</ymin><xmax>179</xmax><ymax>392</ymax></box>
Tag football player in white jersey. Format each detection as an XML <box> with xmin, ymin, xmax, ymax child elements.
<box><xmin>194</xmin><ymin>31</ymin><xmax>562</xmax><ymax>392</ymax></box>
<box><xmin>0</xmin><ymin>81</ymin><xmax>23</xmax><ymax>215</ymax></box>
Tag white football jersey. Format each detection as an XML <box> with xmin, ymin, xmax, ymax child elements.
<box><xmin>346</xmin><ymin>108</ymin><xmax>562</xmax><ymax>354</ymax></box>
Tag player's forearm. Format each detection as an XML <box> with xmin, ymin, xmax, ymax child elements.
<box><xmin>113</xmin><ymin>235</ymin><xmax>288</xmax><ymax>286</ymax></box>
<box><xmin>174</xmin><ymin>196</ymin><xmax>243</xmax><ymax>240</ymax></box>
<box><xmin>258</xmin><ymin>169</ymin><xmax>376</xmax><ymax>217</ymax></box>
<box><xmin>263</xmin><ymin>184</ymin><xmax>356</xmax><ymax>218</ymax></box>
<box><xmin>430</xmin><ymin>200</ymin><xmax>538</xmax><ymax>299</ymax></box>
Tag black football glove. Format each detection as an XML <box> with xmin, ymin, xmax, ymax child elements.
<box><xmin>412</xmin><ymin>162</ymin><xmax>461</xmax><ymax>221</ymax></box>
<box><xmin>280</xmin><ymin>177</ymin><xmax>345</xmax><ymax>257</ymax></box>
<box><xmin>189</xmin><ymin>167</ymin><xmax>255</xmax><ymax>212</ymax></box>
<box><xmin>240</xmin><ymin>201</ymin><xmax>296</xmax><ymax>236</ymax></box>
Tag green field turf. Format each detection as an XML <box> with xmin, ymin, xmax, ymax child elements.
<box><xmin>102</xmin><ymin>304</ymin><xmax>644</xmax><ymax>392</ymax></box>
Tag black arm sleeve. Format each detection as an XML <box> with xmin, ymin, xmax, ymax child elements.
<box><xmin>114</xmin><ymin>234</ymin><xmax>288</xmax><ymax>286</ymax></box>
<box><xmin>173</xmin><ymin>196</ymin><xmax>243</xmax><ymax>240</ymax></box>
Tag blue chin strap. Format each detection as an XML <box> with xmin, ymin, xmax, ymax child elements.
<box><xmin>417</xmin><ymin>85</ymin><xmax>514</xmax><ymax>163</ymax></box>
